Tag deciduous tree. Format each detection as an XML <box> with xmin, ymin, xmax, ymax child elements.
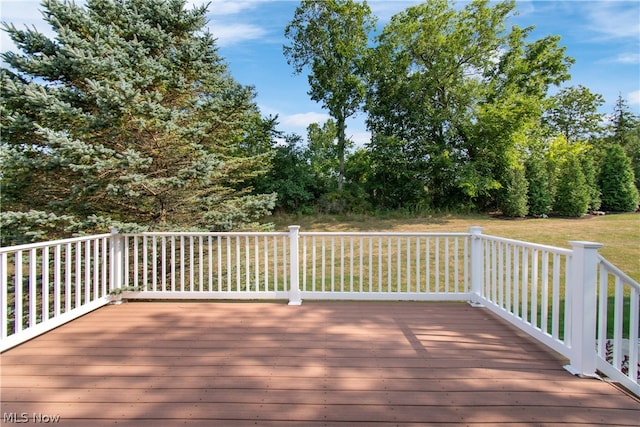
<box><xmin>284</xmin><ymin>0</ymin><xmax>375</xmax><ymax>190</ymax></box>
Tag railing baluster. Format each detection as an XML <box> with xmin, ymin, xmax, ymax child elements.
<box><xmin>513</xmin><ymin>245</ymin><xmax>520</xmax><ymax>318</ymax></box>
<box><xmin>190</xmin><ymin>236</ymin><xmax>195</xmax><ymax>292</ymax></box>
<box><xmin>170</xmin><ymin>236</ymin><xmax>176</xmax><ymax>292</ymax></box>
<box><xmin>444</xmin><ymin>237</ymin><xmax>450</xmax><ymax>294</ymax></box>
<box><xmin>377</xmin><ymin>237</ymin><xmax>382</xmax><ymax>293</ymax></box>
<box><xmin>521</xmin><ymin>247</ymin><xmax>529</xmax><ymax>323</ymax></box>
<box><xmin>235</xmin><ymin>236</ymin><xmax>241</xmax><ymax>292</ymax></box>
<box><xmin>263</xmin><ymin>236</ymin><xmax>269</xmax><ymax>292</ymax></box>
<box><xmin>309</xmin><ymin>236</ymin><xmax>315</xmax><ymax>292</ymax></box>
<box><xmin>15</xmin><ymin>250</ymin><xmax>23</xmax><ymax>333</ymax></box>
<box><xmin>28</xmin><ymin>249</ymin><xmax>37</xmax><ymax>328</ymax></box>
<box><xmin>340</xmin><ymin>237</ymin><xmax>344</xmax><ymax>293</ymax></box>
<box><xmin>0</xmin><ymin>252</ymin><xmax>7</xmax><ymax>339</ymax></box>
<box><xmin>531</xmin><ymin>249</ymin><xmax>539</xmax><ymax>328</ymax></box>
<box><xmin>407</xmin><ymin>237</ymin><xmax>411</xmax><ymax>293</ymax></box>
<box><xmin>454</xmin><ymin>237</ymin><xmax>459</xmax><ymax>294</ymax></box>
<box><xmin>143</xmin><ymin>237</ymin><xmax>150</xmax><ymax>291</ymax></box>
<box><xmin>84</xmin><ymin>241</ymin><xmax>90</xmax><ymax>305</ymax></box>
<box><xmin>93</xmin><ymin>239</ymin><xmax>99</xmax><ymax>301</ymax></box>
<box><xmin>613</xmin><ymin>277</ymin><xmax>624</xmax><ymax>369</ymax></box>
<box><xmin>254</xmin><ymin>236</ymin><xmax>259</xmax><ymax>292</ymax></box>
<box><xmin>75</xmin><ymin>242</ymin><xmax>81</xmax><ymax>309</ymax></box>
<box><xmin>387</xmin><ymin>238</ymin><xmax>392</xmax><ymax>293</ymax></box>
<box><xmin>330</xmin><ymin>237</ymin><xmax>335</xmax><ymax>293</ymax></box>
<box><xmin>65</xmin><ymin>243</ymin><xmax>72</xmax><ymax>313</ymax></box>
<box><xmin>272</xmin><ymin>236</ymin><xmax>277</xmax><ymax>292</ymax></box>
<box><xmin>162</xmin><ymin>237</ymin><xmax>167</xmax><ymax>292</ymax></box>
<box><xmin>199</xmin><ymin>236</ymin><xmax>204</xmax><ymax>292</ymax></box>
<box><xmin>208</xmin><ymin>236</ymin><xmax>213</xmax><ymax>292</ymax></box>
<box><xmin>551</xmin><ymin>253</ymin><xmax>561</xmax><ymax>339</ymax></box>
<box><xmin>359</xmin><ymin>237</ymin><xmax>363</xmax><ymax>292</ymax></box>
<box><xmin>541</xmin><ymin>251</ymin><xmax>549</xmax><ymax>334</ymax></box>
<box><xmin>435</xmin><ymin>237</ymin><xmax>441</xmax><ymax>293</ymax></box>
<box><xmin>629</xmin><ymin>287</ymin><xmax>639</xmax><ymax>382</ymax></box>
<box><xmin>54</xmin><ymin>245</ymin><xmax>61</xmax><ymax>317</ymax></box>
<box><xmin>425</xmin><ymin>237</ymin><xmax>431</xmax><ymax>293</ymax></box>
<box><xmin>349</xmin><ymin>237</ymin><xmax>354</xmax><ymax>293</ymax></box>
<box><xmin>217</xmin><ymin>237</ymin><xmax>222</xmax><ymax>292</ymax></box>
<box><xmin>397</xmin><ymin>237</ymin><xmax>401</xmax><ymax>293</ymax></box>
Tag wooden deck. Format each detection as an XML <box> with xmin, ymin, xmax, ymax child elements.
<box><xmin>1</xmin><ymin>302</ymin><xmax>639</xmax><ymax>426</ymax></box>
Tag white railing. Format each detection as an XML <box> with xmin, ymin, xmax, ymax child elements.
<box><xmin>595</xmin><ymin>256</ymin><xmax>640</xmax><ymax>396</ymax></box>
<box><xmin>471</xmin><ymin>229</ymin><xmax>574</xmax><ymax>358</ymax></box>
<box><xmin>1</xmin><ymin>225</ymin><xmax>638</xmax><ymax>396</ymax></box>
<box><xmin>114</xmin><ymin>230</ymin><xmax>292</xmax><ymax>301</ymax></box>
<box><xmin>0</xmin><ymin>234</ymin><xmax>113</xmax><ymax>351</ymax></box>
<box><xmin>298</xmin><ymin>231</ymin><xmax>470</xmax><ymax>300</ymax></box>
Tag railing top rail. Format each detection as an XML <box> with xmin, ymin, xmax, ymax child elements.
<box><xmin>299</xmin><ymin>231</ymin><xmax>471</xmax><ymax>238</ymax></box>
<box><xmin>598</xmin><ymin>254</ymin><xmax>640</xmax><ymax>290</ymax></box>
<box><xmin>478</xmin><ymin>233</ymin><xmax>573</xmax><ymax>256</ymax></box>
<box><xmin>0</xmin><ymin>233</ymin><xmax>112</xmax><ymax>253</ymax></box>
<box><xmin>122</xmin><ymin>231</ymin><xmax>290</xmax><ymax>238</ymax></box>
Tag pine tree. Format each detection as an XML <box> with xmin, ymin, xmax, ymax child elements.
<box><xmin>599</xmin><ymin>144</ymin><xmax>639</xmax><ymax>212</ymax></box>
<box><xmin>499</xmin><ymin>164</ymin><xmax>529</xmax><ymax>217</ymax></box>
<box><xmin>525</xmin><ymin>151</ymin><xmax>553</xmax><ymax>216</ymax></box>
<box><xmin>553</xmin><ymin>153</ymin><xmax>590</xmax><ymax>217</ymax></box>
<box><xmin>1</xmin><ymin>0</ymin><xmax>275</xmax><ymax>244</ymax></box>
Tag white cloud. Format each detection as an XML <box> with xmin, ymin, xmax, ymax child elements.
<box><xmin>207</xmin><ymin>21</ymin><xmax>266</xmax><ymax>47</ymax></box>
<box><xmin>628</xmin><ymin>90</ymin><xmax>640</xmax><ymax>106</ymax></box>
<box><xmin>585</xmin><ymin>2</ymin><xmax>640</xmax><ymax>40</ymax></box>
<box><xmin>348</xmin><ymin>130</ymin><xmax>371</xmax><ymax>148</ymax></box>
<box><xmin>613</xmin><ymin>52</ymin><xmax>640</xmax><ymax>64</ymax></box>
<box><xmin>203</xmin><ymin>0</ymin><xmax>260</xmax><ymax>16</ymax></box>
<box><xmin>281</xmin><ymin>112</ymin><xmax>331</xmax><ymax>128</ymax></box>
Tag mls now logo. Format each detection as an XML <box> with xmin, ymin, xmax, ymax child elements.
<box><xmin>3</xmin><ymin>413</ymin><xmax>61</xmax><ymax>423</ymax></box>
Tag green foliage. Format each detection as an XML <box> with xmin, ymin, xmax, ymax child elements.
<box><xmin>499</xmin><ymin>164</ymin><xmax>529</xmax><ymax>217</ymax></box>
<box><xmin>253</xmin><ymin>134</ymin><xmax>317</xmax><ymax>214</ymax></box>
<box><xmin>544</xmin><ymin>85</ymin><xmax>605</xmax><ymax>142</ymax></box>
<box><xmin>284</xmin><ymin>0</ymin><xmax>376</xmax><ymax>189</ymax></box>
<box><xmin>1</xmin><ymin>0</ymin><xmax>276</xmax><ymax>242</ymax></box>
<box><xmin>581</xmin><ymin>153</ymin><xmax>601</xmax><ymax>212</ymax></box>
<box><xmin>553</xmin><ymin>153</ymin><xmax>590</xmax><ymax>217</ymax></box>
<box><xmin>525</xmin><ymin>151</ymin><xmax>553</xmax><ymax>216</ymax></box>
<box><xmin>364</xmin><ymin>0</ymin><xmax>572</xmax><ymax>211</ymax></box>
<box><xmin>599</xmin><ymin>144</ymin><xmax>639</xmax><ymax>212</ymax></box>
<box><xmin>607</xmin><ymin>95</ymin><xmax>640</xmax><ymax>189</ymax></box>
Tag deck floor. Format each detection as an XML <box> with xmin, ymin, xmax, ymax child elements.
<box><xmin>1</xmin><ymin>301</ymin><xmax>639</xmax><ymax>426</ymax></box>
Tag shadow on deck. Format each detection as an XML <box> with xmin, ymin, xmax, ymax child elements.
<box><xmin>1</xmin><ymin>301</ymin><xmax>639</xmax><ymax>426</ymax></box>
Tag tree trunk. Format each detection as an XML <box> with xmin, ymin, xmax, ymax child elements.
<box><xmin>337</xmin><ymin>114</ymin><xmax>346</xmax><ymax>191</ymax></box>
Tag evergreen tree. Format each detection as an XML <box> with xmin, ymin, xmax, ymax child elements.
<box><xmin>525</xmin><ymin>151</ymin><xmax>553</xmax><ymax>216</ymax></box>
<box><xmin>598</xmin><ymin>144</ymin><xmax>639</xmax><ymax>212</ymax></box>
<box><xmin>553</xmin><ymin>153</ymin><xmax>590</xmax><ymax>217</ymax></box>
<box><xmin>607</xmin><ymin>95</ymin><xmax>640</xmax><ymax>189</ymax></box>
<box><xmin>1</xmin><ymin>0</ymin><xmax>275</xmax><ymax>244</ymax></box>
<box><xmin>498</xmin><ymin>164</ymin><xmax>529</xmax><ymax>217</ymax></box>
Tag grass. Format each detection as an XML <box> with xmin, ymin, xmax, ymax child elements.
<box><xmin>272</xmin><ymin>212</ymin><xmax>640</xmax><ymax>283</ymax></box>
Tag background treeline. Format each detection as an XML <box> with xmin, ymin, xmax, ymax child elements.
<box><xmin>259</xmin><ymin>95</ymin><xmax>639</xmax><ymax>217</ymax></box>
<box><xmin>1</xmin><ymin>0</ymin><xmax>638</xmax><ymax>246</ymax></box>
<box><xmin>271</xmin><ymin>0</ymin><xmax>639</xmax><ymax>218</ymax></box>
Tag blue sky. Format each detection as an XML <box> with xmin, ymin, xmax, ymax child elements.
<box><xmin>1</xmin><ymin>0</ymin><xmax>639</xmax><ymax>145</ymax></box>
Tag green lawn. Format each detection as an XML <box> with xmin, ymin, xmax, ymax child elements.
<box><xmin>273</xmin><ymin>212</ymin><xmax>640</xmax><ymax>283</ymax></box>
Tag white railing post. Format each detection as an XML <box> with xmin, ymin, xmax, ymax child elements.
<box><xmin>109</xmin><ymin>228</ymin><xmax>124</xmax><ymax>299</ymax></box>
<box><xmin>469</xmin><ymin>226</ymin><xmax>484</xmax><ymax>307</ymax></box>
<box><xmin>288</xmin><ymin>225</ymin><xmax>302</xmax><ymax>306</ymax></box>
<box><xmin>565</xmin><ymin>241</ymin><xmax>603</xmax><ymax>378</ymax></box>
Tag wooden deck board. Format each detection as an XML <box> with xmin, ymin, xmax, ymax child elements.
<box><xmin>1</xmin><ymin>301</ymin><xmax>639</xmax><ymax>426</ymax></box>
